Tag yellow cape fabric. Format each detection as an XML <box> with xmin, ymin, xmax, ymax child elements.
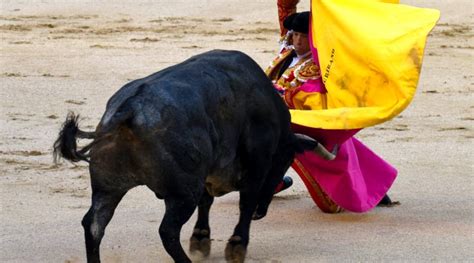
<box><xmin>289</xmin><ymin>0</ymin><xmax>440</xmax><ymax>129</ymax></box>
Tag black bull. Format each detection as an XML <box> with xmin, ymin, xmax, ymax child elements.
<box><xmin>53</xmin><ymin>50</ymin><xmax>333</xmax><ymax>262</ymax></box>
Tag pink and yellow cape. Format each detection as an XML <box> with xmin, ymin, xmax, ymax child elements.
<box><xmin>289</xmin><ymin>0</ymin><xmax>439</xmax><ymax>212</ymax></box>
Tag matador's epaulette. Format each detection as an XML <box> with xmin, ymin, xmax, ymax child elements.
<box><xmin>293</xmin><ymin>58</ymin><xmax>321</xmax><ymax>83</ymax></box>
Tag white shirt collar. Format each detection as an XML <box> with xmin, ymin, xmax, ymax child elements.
<box><xmin>296</xmin><ymin>50</ymin><xmax>312</xmax><ymax>59</ymax></box>
<box><xmin>289</xmin><ymin>50</ymin><xmax>312</xmax><ymax>68</ymax></box>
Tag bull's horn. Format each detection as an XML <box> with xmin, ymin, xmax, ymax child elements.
<box><xmin>314</xmin><ymin>143</ymin><xmax>338</xmax><ymax>161</ymax></box>
<box><xmin>294</xmin><ymin>133</ymin><xmax>338</xmax><ymax>160</ymax></box>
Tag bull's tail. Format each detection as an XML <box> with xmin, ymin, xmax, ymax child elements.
<box><xmin>53</xmin><ymin>112</ymin><xmax>96</xmax><ymax>163</ymax></box>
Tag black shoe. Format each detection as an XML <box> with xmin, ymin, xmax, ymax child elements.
<box><xmin>274</xmin><ymin>176</ymin><xmax>293</xmax><ymax>194</ymax></box>
<box><xmin>377</xmin><ymin>194</ymin><xmax>400</xmax><ymax>207</ymax></box>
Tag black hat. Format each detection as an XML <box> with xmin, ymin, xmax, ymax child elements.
<box><xmin>283</xmin><ymin>11</ymin><xmax>310</xmax><ymax>34</ymax></box>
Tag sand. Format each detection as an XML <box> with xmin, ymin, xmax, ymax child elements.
<box><xmin>1</xmin><ymin>0</ymin><xmax>473</xmax><ymax>262</ymax></box>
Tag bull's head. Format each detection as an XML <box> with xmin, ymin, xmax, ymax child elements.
<box><xmin>252</xmin><ymin>133</ymin><xmax>337</xmax><ymax>220</ymax></box>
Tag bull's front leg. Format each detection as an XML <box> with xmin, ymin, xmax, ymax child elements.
<box><xmin>189</xmin><ymin>190</ymin><xmax>214</xmax><ymax>257</ymax></box>
<box><xmin>225</xmin><ymin>186</ymin><xmax>260</xmax><ymax>263</ymax></box>
<box><xmin>225</xmin><ymin>123</ymin><xmax>274</xmax><ymax>262</ymax></box>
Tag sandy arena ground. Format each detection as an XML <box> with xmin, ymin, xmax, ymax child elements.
<box><xmin>1</xmin><ymin>0</ymin><xmax>473</xmax><ymax>262</ymax></box>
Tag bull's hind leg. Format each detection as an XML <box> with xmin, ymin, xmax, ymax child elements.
<box><xmin>82</xmin><ymin>188</ymin><xmax>127</xmax><ymax>263</ymax></box>
<box><xmin>160</xmin><ymin>194</ymin><xmax>198</xmax><ymax>263</ymax></box>
<box><xmin>189</xmin><ymin>190</ymin><xmax>214</xmax><ymax>256</ymax></box>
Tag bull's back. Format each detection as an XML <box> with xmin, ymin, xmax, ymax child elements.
<box><xmin>94</xmin><ymin>50</ymin><xmax>291</xmax><ymax>166</ymax></box>
<box><xmin>99</xmin><ymin>50</ymin><xmax>288</xmax><ymax>134</ymax></box>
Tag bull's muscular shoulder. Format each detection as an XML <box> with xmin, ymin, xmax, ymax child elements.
<box><xmin>104</xmin><ymin>50</ymin><xmax>261</xmax><ymax>108</ymax></box>
<box><xmin>184</xmin><ymin>50</ymin><xmax>259</xmax><ymax>72</ymax></box>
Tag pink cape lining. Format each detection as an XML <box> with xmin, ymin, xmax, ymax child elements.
<box><xmin>291</xmin><ymin>125</ymin><xmax>397</xmax><ymax>213</ymax></box>
<box><xmin>286</xmin><ymin>13</ymin><xmax>398</xmax><ymax>212</ymax></box>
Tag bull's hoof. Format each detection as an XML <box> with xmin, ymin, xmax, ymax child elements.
<box><xmin>224</xmin><ymin>236</ymin><xmax>247</xmax><ymax>263</ymax></box>
<box><xmin>189</xmin><ymin>228</ymin><xmax>211</xmax><ymax>257</ymax></box>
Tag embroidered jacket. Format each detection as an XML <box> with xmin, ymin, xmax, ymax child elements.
<box><xmin>265</xmin><ymin>47</ymin><xmax>326</xmax><ymax>110</ymax></box>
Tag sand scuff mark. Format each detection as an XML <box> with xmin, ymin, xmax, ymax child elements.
<box><xmin>68</xmin><ymin>204</ymin><xmax>89</xmax><ymax>210</ymax></box>
<box><xmin>0</xmin><ymin>24</ymin><xmax>32</xmax><ymax>31</ymax></box>
<box><xmin>375</xmin><ymin>124</ymin><xmax>409</xmax><ymax>131</ymax></box>
<box><xmin>52</xmin><ymin>28</ymin><xmax>86</xmax><ymax>34</ymax></box>
<box><xmin>47</xmin><ymin>114</ymin><xmax>59</xmax><ymax>119</ymax></box>
<box><xmin>41</xmin><ymin>73</ymin><xmax>70</xmax><ymax>78</ymax></box>
<box><xmin>356</xmin><ymin>133</ymin><xmax>376</xmax><ymax>139</ymax></box>
<box><xmin>273</xmin><ymin>193</ymin><xmax>306</xmax><ymax>200</ymax></box>
<box><xmin>65</xmin><ymin>99</ymin><xmax>86</xmax><ymax>105</ymax></box>
<box><xmin>7</xmin><ymin>113</ymin><xmax>32</xmax><ymax>121</ymax></box>
<box><xmin>72</xmin><ymin>174</ymin><xmax>89</xmax><ymax>180</ymax></box>
<box><xmin>423</xmin><ymin>90</ymin><xmax>439</xmax><ymax>94</ymax></box>
<box><xmin>1</xmin><ymin>22</ymin><xmax>58</xmax><ymax>31</ymax></box>
<box><xmin>1</xmin><ymin>72</ymin><xmax>69</xmax><ymax>78</ymax></box>
<box><xmin>130</xmin><ymin>37</ymin><xmax>159</xmax><ymax>42</ymax></box>
<box><xmin>386</xmin><ymin>137</ymin><xmax>414</xmax><ymax>143</ymax></box>
<box><xmin>8</xmin><ymin>112</ymin><xmax>34</xmax><ymax>117</ymax></box>
<box><xmin>222</xmin><ymin>37</ymin><xmax>245</xmax><ymax>42</ymax></box>
<box><xmin>211</xmin><ymin>18</ymin><xmax>233</xmax><ymax>22</ymax></box>
<box><xmin>49</xmin><ymin>185</ymin><xmax>89</xmax><ymax>198</ymax></box>
<box><xmin>9</xmin><ymin>136</ymin><xmax>32</xmax><ymax>141</ymax></box>
<box><xmin>439</xmin><ymin>24</ymin><xmax>472</xmax><ymax>37</ymax></box>
<box><xmin>114</xmin><ymin>18</ymin><xmax>133</xmax><ymax>23</ymax></box>
<box><xmin>0</xmin><ymin>150</ymin><xmax>44</xmax><ymax>156</ymax></box>
<box><xmin>438</xmin><ymin>126</ymin><xmax>469</xmax><ymax>132</ymax></box>
<box><xmin>0</xmin><ymin>14</ymin><xmax>99</xmax><ymax>21</ymax></box>
<box><xmin>0</xmin><ymin>158</ymin><xmax>57</xmax><ymax>172</ymax></box>
<box><xmin>1</xmin><ymin>72</ymin><xmax>27</xmax><ymax>77</ymax></box>
<box><xmin>9</xmin><ymin>40</ymin><xmax>32</xmax><ymax>44</ymax></box>
<box><xmin>431</xmin><ymin>23</ymin><xmax>473</xmax><ymax>37</ymax></box>
<box><xmin>440</xmin><ymin>44</ymin><xmax>474</xmax><ymax>49</ymax></box>
<box><xmin>89</xmin><ymin>44</ymin><xmax>115</xmax><ymax>49</ymax></box>
<box><xmin>422</xmin><ymin>114</ymin><xmax>441</xmax><ymax>118</ymax></box>
<box><xmin>181</xmin><ymin>45</ymin><xmax>202</xmax><ymax>49</ymax></box>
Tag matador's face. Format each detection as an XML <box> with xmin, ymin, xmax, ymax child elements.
<box><xmin>292</xmin><ymin>32</ymin><xmax>310</xmax><ymax>56</ymax></box>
